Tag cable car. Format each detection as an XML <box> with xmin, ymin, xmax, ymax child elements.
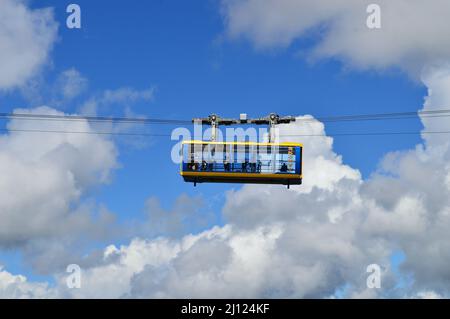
<box><xmin>180</xmin><ymin>140</ymin><xmax>303</xmax><ymax>188</ymax></box>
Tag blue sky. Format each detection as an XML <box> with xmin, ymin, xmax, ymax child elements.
<box><xmin>0</xmin><ymin>0</ymin><xmax>442</xmax><ymax>296</ymax></box>
<box><xmin>2</xmin><ymin>0</ymin><xmax>425</xmax><ymax>275</ymax></box>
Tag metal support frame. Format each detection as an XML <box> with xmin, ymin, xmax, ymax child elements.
<box><xmin>192</xmin><ymin>113</ymin><xmax>296</xmax><ymax>142</ymax></box>
<box><xmin>210</xmin><ymin>114</ymin><xmax>218</xmax><ymax>142</ymax></box>
<box><xmin>268</xmin><ymin>113</ymin><xmax>278</xmax><ymax>143</ymax></box>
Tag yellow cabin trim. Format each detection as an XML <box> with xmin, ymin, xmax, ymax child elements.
<box><xmin>180</xmin><ymin>171</ymin><xmax>302</xmax><ymax>179</ymax></box>
<box><xmin>182</xmin><ymin>140</ymin><xmax>303</xmax><ymax>148</ymax></box>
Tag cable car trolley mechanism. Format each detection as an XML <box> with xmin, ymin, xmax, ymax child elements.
<box><xmin>180</xmin><ymin>113</ymin><xmax>303</xmax><ymax>188</ymax></box>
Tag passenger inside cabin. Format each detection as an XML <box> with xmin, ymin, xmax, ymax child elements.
<box><xmin>242</xmin><ymin>160</ymin><xmax>249</xmax><ymax>172</ymax></box>
<box><xmin>188</xmin><ymin>160</ymin><xmax>199</xmax><ymax>171</ymax></box>
<box><xmin>224</xmin><ymin>160</ymin><xmax>230</xmax><ymax>172</ymax></box>
<box><xmin>257</xmin><ymin>160</ymin><xmax>262</xmax><ymax>173</ymax></box>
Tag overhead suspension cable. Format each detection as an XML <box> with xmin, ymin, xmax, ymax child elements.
<box><xmin>0</xmin><ymin>108</ymin><xmax>450</xmax><ymax>125</ymax></box>
<box><xmin>0</xmin><ymin>112</ymin><xmax>190</xmax><ymax>125</ymax></box>
<box><xmin>0</xmin><ymin>109</ymin><xmax>449</xmax><ymax>138</ymax></box>
<box><xmin>2</xmin><ymin>127</ymin><xmax>450</xmax><ymax>138</ymax></box>
<box><xmin>280</xmin><ymin>130</ymin><xmax>450</xmax><ymax>137</ymax></box>
<box><xmin>0</xmin><ymin>128</ymin><xmax>171</xmax><ymax>137</ymax></box>
<box><xmin>299</xmin><ymin>109</ymin><xmax>450</xmax><ymax>123</ymax></box>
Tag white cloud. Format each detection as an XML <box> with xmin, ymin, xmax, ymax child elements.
<box><xmin>0</xmin><ymin>106</ymin><xmax>118</xmax><ymax>247</ymax></box>
<box><xmin>222</xmin><ymin>0</ymin><xmax>450</xmax><ymax>76</ymax></box>
<box><xmin>0</xmin><ymin>0</ymin><xmax>58</xmax><ymax>89</ymax></box>
<box><xmin>78</xmin><ymin>86</ymin><xmax>157</xmax><ymax>149</ymax></box>
<box><xmin>55</xmin><ymin>233</ymin><xmax>190</xmax><ymax>298</ymax></box>
<box><xmin>0</xmin><ymin>267</ymin><xmax>56</xmax><ymax>298</ymax></box>
<box><xmin>367</xmin><ymin>67</ymin><xmax>450</xmax><ymax>295</ymax></box>
<box><xmin>415</xmin><ymin>290</ymin><xmax>443</xmax><ymax>299</ymax></box>
<box><xmin>80</xmin><ymin>87</ymin><xmax>155</xmax><ymax>116</ymax></box>
<box><xmin>136</xmin><ymin>194</ymin><xmax>217</xmax><ymax>238</ymax></box>
<box><xmin>55</xmin><ymin>68</ymin><xmax>88</xmax><ymax>101</ymax></box>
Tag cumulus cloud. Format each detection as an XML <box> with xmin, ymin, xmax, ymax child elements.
<box><xmin>54</xmin><ymin>68</ymin><xmax>89</xmax><ymax>102</ymax></box>
<box><xmin>362</xmin><ymin>67</ymin><xmax>450</xmax><ymax>296</ymax></box>
<box><xmin>0</xmin><ymin>0</ymin><xmax>58</xmax><ymax>90</ymax></box>
<box><xmin>0</xmin><ymin>106</ymin><xmax>118</xmax><ymax>248</ymax></box>
<box><xmin>0</xmin><ymin>267</ymin><xmax>56</xmax><ymax>298</ymax></box>
<box><xmin>150</xmin><ymin>195</ymin><xmax>218</xmax><ymax>235</ymax></box>
<box><xmin>55</xmin><ymin>234</ymin><xmax>185</xmax><ymax>298</ymax></box>
<box><xmin>222</xmin><ymin>0</ymin><xmax>450</xmax><ymax>75</ymax></box>
<box><xmin>415</xmin><ymin>291</ymin><xmax>443</xmax><ymax>299</ymax></box>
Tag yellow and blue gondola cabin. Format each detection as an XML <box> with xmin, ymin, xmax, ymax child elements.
<box><xmin>180</xmin><ymin>140</ymin><xmax>303</xmax><ymax>187</ymax></box>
